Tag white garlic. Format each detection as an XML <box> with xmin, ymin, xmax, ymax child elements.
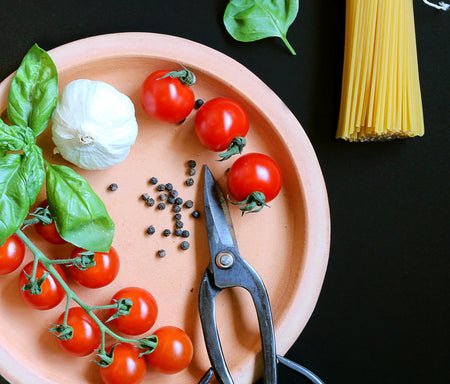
<box><xmin>52</xmin><ymin>79</ymin><xmax>138</xmax><ymax>170</ymax></box>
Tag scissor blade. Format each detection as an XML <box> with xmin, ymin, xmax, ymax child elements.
<box><xmin>203</xmin><ymin>166</ymin><xmax>237</xmax><ymax>257</ymax></box>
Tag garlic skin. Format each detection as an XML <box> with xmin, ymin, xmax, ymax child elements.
<box><xmin>52</xmin><ymin>79</ymin><xmax>138</xmax><ymax>170</ymax></box>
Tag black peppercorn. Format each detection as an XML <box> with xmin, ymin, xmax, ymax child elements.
<box><xmin>159</xmin><ymin>193</ymin><xmax>167</xmax><ymax>201</ymax></box>
<box><xmin>184</xmin><ymin>200</ymin><xmax>194</xmax><ymax>209</ymax></box>
<box><xmin>187</xmin><ymin>160</ymin><xmax>196</xmax><ymax>169</ymax></box>
<box><xmin>174</xmin><ymin>197</ymin><xmax>183</xmax><ymax>205</ymax></box>
<box><xmin>108</xmin><ymin>183</ymin><xmax>118</xmax><ymax>192</ymax></box>
<box><xmin>185</xmin><ymin>178</ymin><xmax>194</xmax><ymax>186</ymax></box>
<box><xmin>181</xmin><ymin>230</ymin><xmax>190</xmax><ymax>238</ymax></box>
<box><xmin>174</xmin><ymin>213</ymin><xmax>182</xmax><ymax>220</ymax></box>
<box><xmin>188</xmin><ymin>168</ymin><xmax>196</xmax><ymax>176</ymax></box>
<box><xmin>165</xmin><ymin>183</ymin><xmax>173</xmax><ymax>191</ymax></box>
<box><xmin>173</xmin><ymin>205</ymin><xmax>181</xmax><ymax>213</ymax></box>
<box><xmin>175</xmin><ymin>220</ymin><xmax>184</xmax><ymax>229</ymax></box>
<box><xmin>163</xmin><ymin>229</ymin><xmax>171</xmax><ymax>237</ymax></box>
<box><xmin>149</xmin><ymin>177</ymin><xmax>158</xmax><ymax>185</ymax></box>
<box><xmin>141</xmin><ymin>193</ymin><xmax>150</xmax><ymax>201</ymax></box>
<box><xmin>146</xmin><ymin>198</ymin><xmax>155</xmax><ymax>207</ymax></box>
<box><xmin>168</xmin><ymin>197</ymin><xmax>175</xmax><ymax>204</ymax></box>
<box><xmin>157</xmin><ymin>249</ymin><xmax>166</xmax><ymax>257</ymax></box>
<box><xmin>156</xmin><ymin>184</ymin><xmax>166</xmax><ymax>191</ymax></box>
<box><xmin>170</xmin><ymin>190</ymin><xmax>179</xmax><ymax>198</ymax></box>
<box><xmin>146</xmin><ymin>225</ymin><xmax>155</xmax><ymax>235</ymax></box>
<box><xmin>180</xmin><ymin>241</ymin><xmax>190</xmax><ymax>250</ymax></box>
<box><xmin>157</xmin><ymin>202</ymin><xmax>166</xmax><ymax>210</ymax></box>
<box><xmin>191</xmin><ymin>210</ymin><xmax>200</xmax><ymax>218</ymax></box>
<box><xmin>194</xmin><ymin>99</ymin><xmax>204</xmax><ymax>109</ymax></box>
<box><xmin>174</xmin><ymin>229</ymin><xmax>183</xmax><ymax>237</ymax></box>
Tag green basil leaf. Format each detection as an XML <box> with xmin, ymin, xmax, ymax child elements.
<box><xmin>8</xmin><ymin>44</ymin><xmax>58</xmax><ymax>136</ymax></box>
<box><xmin>223</xmin><ymin>0</ymin><xmax>298</xmax><ymax>55</ymax></box>
<box><xmin>0</xmin><ymin>154</ymin><xmax>30</xmax><ymax>245</ymax></box>
<box><xmin>21</xmin><ymin>144</ymin><xmax>45</xmax><ymax>205</ymax></box>
<box><xmin>0</xmin><ymin>120</ymin><xmax>26</xmax><ymax>151</ymax></box>
<box><xmin>45</xmin><ymin>164</ymin><xmax>114</xmax><ymax>252</ymax></box>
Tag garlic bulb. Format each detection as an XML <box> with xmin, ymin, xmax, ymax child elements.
<box><xmin>52</xmin><ymin>79</ymin><xmax>138</xmax><ymax>170</ymax></box>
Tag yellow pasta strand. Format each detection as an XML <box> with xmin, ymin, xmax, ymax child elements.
<box><xmin>337</xmin><ymin>0</ymin><xmax>425</xmax><ymax>141</ymax></box>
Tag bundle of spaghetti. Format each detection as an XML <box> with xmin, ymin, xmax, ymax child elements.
<box><xmin>337</xmin><ymin>0</ymin><xmax>425</xmax><ymax>141</ymax></box>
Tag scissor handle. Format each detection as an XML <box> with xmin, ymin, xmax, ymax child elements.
<box><xmin>199</xmin><ymin>269</ymin><xmax>234</xmax><ymax>384</ymax></box>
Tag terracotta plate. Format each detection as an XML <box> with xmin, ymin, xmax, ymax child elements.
<box><xmin>0</xmin><ymin>33</ymin><xmax>330</xmax><ymax>384</ymax></box>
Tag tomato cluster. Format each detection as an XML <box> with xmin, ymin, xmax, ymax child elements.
<box><xmin>140</xmin><ymin>68</ymin><xmax>282</xmax><ymax>214</ymax></box>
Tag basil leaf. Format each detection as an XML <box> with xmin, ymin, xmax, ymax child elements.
<box><xmin>0</xmin><ymin>120</ymin><xmax>26</xmax><ymax>151</ymax></box>
<box><xmin>0</xmin><ymin>154</ymin><xmax>30</xmax><ymax>245</ymax></box>
<box><xmin>45</xmin><ymin>164</ymin><xmax>114</xmax><ymax>252</ymax></box>
<box><xmin>223</xmin><ymin>0</ymin><xmax>298</xmax><ymax>55</ymax></box>
<box><xmin>21</xmin><ymin>144</ymin><xmax>45</xmax><ymax>205</ymax></box>
<box><xmin>8</xmin><ymin>44</ymin><xmax>58</xmax><ymax>136</ymax></box>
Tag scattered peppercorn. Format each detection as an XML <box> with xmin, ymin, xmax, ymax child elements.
<box><xmin>146</xmin><ymin>198</ymin><xmax>155</xmax><ymax>207</ymax></box>
<box><xmin>174</xmin><ymin>197</ymin><xmax>183</xmax><ymax>205</ymax></box>
<box><xmin>180</xmin><ymin>241</ymin><xmax>190</xmax><ymax>250</ymax></box>
<box><xmin>174</xmin><ymin>229</ymin><xmax>183</xmax><ymax>237</ymax></box>
<box><xmin>149</xmin><ymin>177</ymin><xmax>158</xmax><ymax>185</ymax></box>
<box><xmin>141</xmin><ymin>193</ymin><xmax>150</xmax><ymax>201</ymax></box>
<box><xmin>156</xmin><ymin>184</ymin><xmax>166</xmax><ymax>191</ymax></box>
<box><xmin>163</xmin><ymin>229</ymin><xmax>171</xmax><ymax>237</ymax></box>
<box><xmin>184</xmin><ymin>200</ymin><xmax>194</xmax><ymax>209</ymax></box>
<box><xmin>159</xmin><ymin>193</ymin><xmax>167</xmax><ymax>201</ymax></box>
<box><xmin>192</xmin><ymin>210</ymin><xmax>200</xmax><ymax>219</ymax></box>
<box><xmin>175</xmin><ymin>220</ymin><xmax>184</xmax><ymax>229</ymax></box>
<box><xmin>165</xmin><ymin>183</ymin><xmax>173</xmax><ymax>191</ymax></box>
<box><xmin>157</xmin><ymin>202</ymin><xmax>166</xmax><ymax>210</ymax></box>
<box><xmin>170</xmin><ymin>190</ymin><xmax>179</xmax><ymax>198</ymax></box>
<box><xmin>181</xmin><ymin>230</ymin><xmax>190</xmax><ymax>238</ymax></box>
<box><xmin>194</xmin><ymin>99</ymin><xmax>204</xmax><ymax>109</ymax></box>
<box><xmin>174</xmin><ymin>213</ymin><xmax>182</xmax><ymax>220</ymax></box>
<box><xmin>187</xmin><ymin>160</ymin><xmax>196</xmax><ymax>169</ymax></box>
<box><xmin>173</xmin><ymin>205</ymin><xmax>181</xmax><ymax>213</ymax></box>
<box><xmin>168</xmin><ymin>197</ymin><xmax>175</xmax><ymax>204</ymax></box>
<box><xmin>188</xmin><ymin>168</ymin><xmax>196</xmax><ymax>176</ymax></box>
<box><xmin>157</xmin><ymin>249</ymin><xmax>166</xmax><ymax>257</ymax></box>
<box><xmin>146</xmin><ymin>225</ymin><xmax>155</xmax><ymax>235</ymax></box>
<box><xmin>108</xmin><ymin>183</ymin><xmax>118</xmax><ymax>192</ymax></box>
<box><xmin>185</xmin><ymin>178</ymin><xmax>194</xmax><ymax>186</ymax></box>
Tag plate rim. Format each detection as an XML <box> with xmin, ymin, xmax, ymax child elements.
<box><xmin>0</xmin><ymin>32</ymin><xmax>330</xmax><ymax>384</ymax></box>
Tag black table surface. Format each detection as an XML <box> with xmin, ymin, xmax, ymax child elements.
<box><xmin>0</xmin><ymin>1</ymin><xmax>448</xmax><ymax>383</ymax></box>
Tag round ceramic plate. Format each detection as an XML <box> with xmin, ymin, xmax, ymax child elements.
<box><xmin>0</xmin><ymin>33</ymin><xmax>329</xmax><ymax>384</ymax></box>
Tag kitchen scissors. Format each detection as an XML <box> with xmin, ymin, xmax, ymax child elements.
<box><xmin>198</xmin><ymin>166</ymin><xmax>324</xmax><ymax>384</ymax></box>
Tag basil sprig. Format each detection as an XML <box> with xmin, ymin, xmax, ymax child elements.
<box><xmin>0</xmin><ymin>45</ymin><xmax>114</xmax><ymax>251</ymax></box>
<box><xmin>223</xmin><ymin>0</ymin><xmax>299</xmax><ymax>55</ymax></box>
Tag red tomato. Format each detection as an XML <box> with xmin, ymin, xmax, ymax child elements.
<box><xmin>140</xmin><ymin>69</ymin><xmax>195</xmax><ymax>123</ymax></box>
<box><xmin>146</xmin><ymin>326</ymin><xmax>193</xmax><ymax>374</ymax></box>
<box><xmin>194</xmin><ymin>97</ymin><xmax>249</xmax><ymax>152</ymax></box>
<box><xmin>55</xmin><ymin>307</ymin><xmax>101</xmax><ymax>356</ymax></box>
<box><xmin>0</xmin><ymin>234</ymin><xmax>25</xmax><ymax>275</ymax></box>
<box><xmin>109</xmin><ymin>287</ymin><xmax>158</xmax><ymax>336</ymax></box>
<box><xmin>65</xmin><ymin>247</ymin><xmax>120</xmax><ymax>288</ymax></box>
<box><xmin>35</xmin><ymin>200</ymin><xmax>66</xmax><ymax>245</ymax></box>
<box><xmin>19</xmin><ymin>261</ymin><xmax>67</xmax><ymax>310</ymax></box>
<box><xmin>99</xmin><ymin>343</ymin><xmax>147</xmax><ymax>384</ymax></box>
<box><xmin>227</xmin><ymin>153</ymin><xmax>282</xmax><ymax>212</ymax></box>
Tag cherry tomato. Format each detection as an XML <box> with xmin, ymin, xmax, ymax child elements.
<box><xmin>65</xmin><ymin>247</ymin><xmax>120</xmax><ymax>288</ymax></box>
<box><xmin>146</xmin><ymin>326</ymin><xmax>193</xmax><ymax>374</ymax></box>
<box><xmin>99</xmin><ymin>343</ymin><xmax>147</xmax><ymax>384</ymax></box>
<box><xmin>194</xmin><ymin>97</ymin><xmax>249</xmax><ymax>152</ymax></box>
<box><xmin>55</xmin><ymin>307</ymin><xmax>101</xmax><ymax>356</ymax></box>
<box><xmin>227</xmin><ymin>153</ymin><xmax>282</xmax><ymax>213</ymax></box>
<box><xmin>19</xmin><ymin>261</ymin><xmax>67</xmax><ymax>310</ymax></box>
<box><xmin>35</xmin><ymin>200</ymin><xmax>66</xmax><ymax>245</ymax></box>
<box><xmin>109</xmin><ymin>287</ymin><xmax>158</xmax><ymax>336</ymax></box>
<box><xmin>140</xmin><ymin>69</ymin><xmax>195</xmax><ymax>123</ymax></box>
<box><xmin>0</xmin><ymin>234</ymin><xmax>25</xmax><ymax>275</ymax></box>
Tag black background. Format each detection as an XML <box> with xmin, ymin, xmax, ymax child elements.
<box><xmin>0</xmin><ymin>1</ymin><xmax>448</xmax><ymax>383</ymax></box>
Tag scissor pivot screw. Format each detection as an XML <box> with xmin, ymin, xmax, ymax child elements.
<box><xmin>216</xmin><ymin>252</ymin><xmax>234</xmax><ymax>269</ymax></box>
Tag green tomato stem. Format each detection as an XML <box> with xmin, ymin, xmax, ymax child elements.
<box><xmin>62</xmin><ymin>296</ymin><xmax>71</xmax><ymax>326</ymax></box>
<box><xmin>30</xmin><ymin>252</ymin><xmax>39</xmax><ymax>283</ymax></box>
<box><xmin>15</xmin><ymin>229</ymin><xmax>155</xmax><ymax>355</ymax></box>
<box><xmin>47</xmin><ymin>257</ymin><xmax>79</xmax><ymax>265</ymax></box>
<box><xmin>86</xmin><ymin>303</ymin><xmax>119</xmax><ymax>311</ymax></box>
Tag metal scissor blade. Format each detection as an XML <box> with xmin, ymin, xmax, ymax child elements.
<box><xmin>203</xmin><ymin>165</ymin><xmax>238</xmax><ymax>258</ymax></box>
